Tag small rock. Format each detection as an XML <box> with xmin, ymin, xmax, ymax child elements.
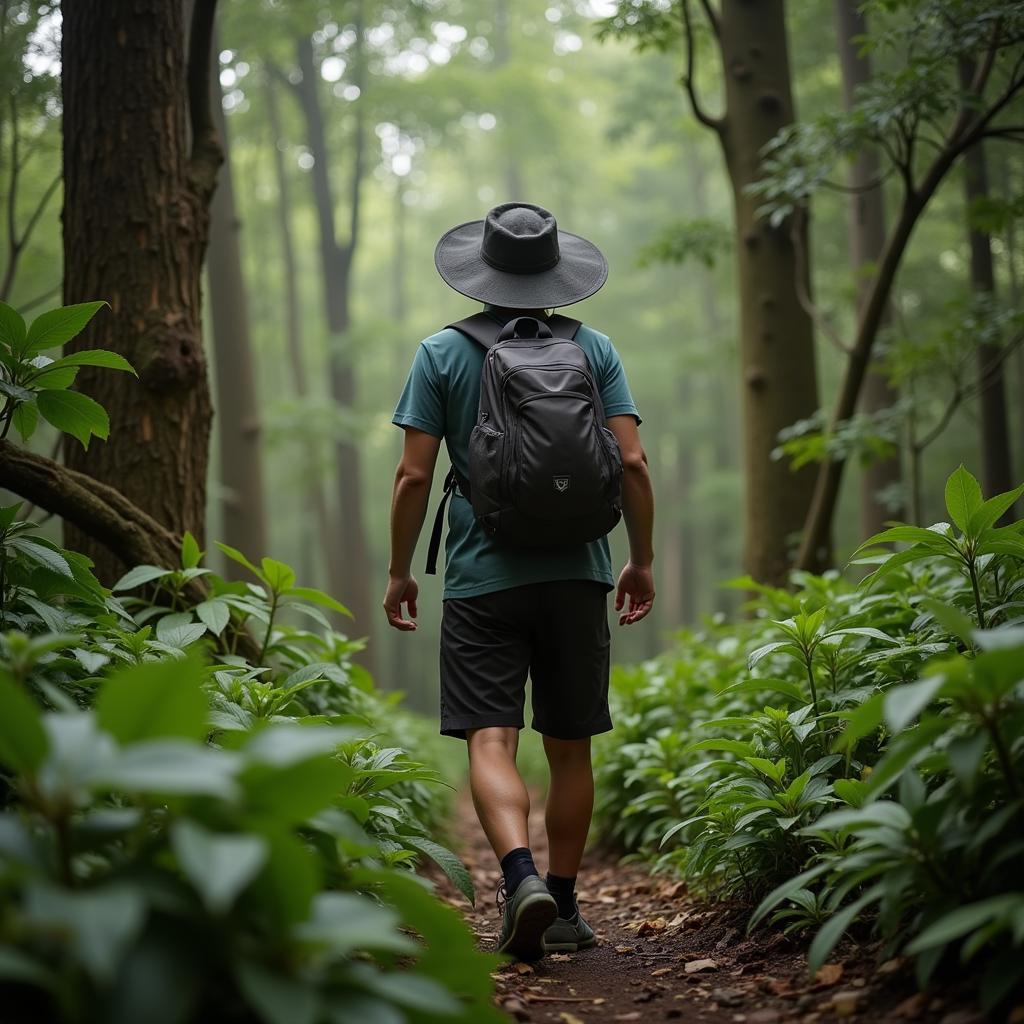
<box><xmin>501</xmin><ymin>997</ymin><xmax>530</xmax><ymax>1022</ymax></box>
<box><xmin>716</xmin><ymin>927</ymin><xmax>739</xmax><ymax>950</ymax></box>
<box><xmin>893</xmin><ymin>993</ymin><xmax>927</xmax><ymax>1019</ymax></box>
<box><xmin>747</xmin><ymin>1011</ymin><xmax>780</xmax><ymax>1024</ymax></box>
<box><xmin>711</xmin><ymin>987</ymin><xmax>745</xmax><ymax>1007</ymax></box>
<box><xmin>613</xmin><ymin>1015</ymin><xmax>641</xmax><ymax>1022</ymax></box>
<box><xmin>684</xmin><ymin>958</ymin><xmax>719</xmax><ymax>974</ymax></box>
<box><xmin>878</xmin><ymin>957</ymin><xmax>904</xmax><ymax>975</ymax></box>
<box><xmin>814</xmin><ymin>963</ymin><xmax>843</xmax><ymax>988</ymax></box>
<box><xmin>830</xmin><ymin>990</ymin><xmax>863</xmax><ymax>1017</ymax></box>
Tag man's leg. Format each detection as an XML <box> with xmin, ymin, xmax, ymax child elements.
<box><xmin>466</xmin><ymin>726</ymin><xmax>530</xmax><ymax>858</ymax></box>
<box><xmin>543</xmin><ymin>735</ymin><xmax>594</xmax><ymax>878</ymax></box>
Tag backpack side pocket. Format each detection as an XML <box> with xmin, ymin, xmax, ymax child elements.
<box><xmin>468</xmin><ymin>423</ymin><xmax>505</xmax><ymax>515</ymax></box>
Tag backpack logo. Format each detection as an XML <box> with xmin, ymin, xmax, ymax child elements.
<box><xmin>553</xmin><ymin>476</ymin><xmax>571</xmax><ymax>493</ymax></box>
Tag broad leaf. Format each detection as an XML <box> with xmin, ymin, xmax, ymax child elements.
<box><xmin>0</xmin><ymin>301</ymin><xmax>26</xmax><ymax>351</ymax></box>
<box><xmin>6</xmin><ymin>537</ymin><xmax>73</xmax><ymax>578</ymax></box>
<box><xmin>22</xmin><ymin>301</ymin><xmax>108</xmax><ymax>356</ymax></box>
<box><xmin>401</xmin><ymin>834</ymin><xmax>476</xmax><ymax>905</ymax></box>
<box><xmin>0</xmin><ymin>671</ymin><xmax>49</xmax><ymax>775</ymax></box>
<box><xmin>171</xmin><ymin>820</ymin><xmax>267</xmax><ymax>913</ymax></box>
<box><xmin>37</xmin><ymin>388</ymin><xmax>109</xmax><ymax>448</ymax></box>
<box><xmin>944</xmin><ymin>466</ymin><xmax>983</xmax><ymax>534</ymax></box>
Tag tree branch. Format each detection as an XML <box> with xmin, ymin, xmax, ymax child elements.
<box><xmin>698</xmin><ymin>0</ymin><xmax>720</xmax><ymax>38</ymax></box>
<box><xmin>680</xmin><ymin>0</ymin><xmax>724</xmax><ymax>134</ymax></box>
<box><xmin>790</xmin><ymin>207</ymin><xmax>852</xmax><ymax>355</ymax></box>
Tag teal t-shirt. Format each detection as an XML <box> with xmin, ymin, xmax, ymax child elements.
<box><xmin>393</xmin><ymin>308</ymin><xmax>641</xmax><ymax>600</ymax></box>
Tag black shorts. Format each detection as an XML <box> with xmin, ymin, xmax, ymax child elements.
<box><xmin>439</xmin><ymin>580</ymin><xmax>613</xmax><ymax>740</ymax></box>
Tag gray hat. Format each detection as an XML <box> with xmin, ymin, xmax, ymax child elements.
<box><xmin>434</xmin><ymin>202</ymin><xmax>608</xmax><ymax>309</ymax></box>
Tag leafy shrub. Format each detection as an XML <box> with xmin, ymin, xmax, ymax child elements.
<box><xmin>595</xmin><ymin>467</ymin><xmax>1024</xmax><ymax>1010</ymax></box>
<box><xmin>0</xmin><ymin>508</ymin><xmax>499</xmax><ymax>1024</ymax></box>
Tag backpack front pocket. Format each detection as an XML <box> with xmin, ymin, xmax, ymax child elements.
<box><xmin>512</xmin><ymin>392</ymin><xmax>606</xmax><ymax>519</ymax></box>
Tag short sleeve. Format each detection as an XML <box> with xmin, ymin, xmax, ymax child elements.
<box><xmin>393</xmin><ymin>343</ymin><xmax>445</xmax><ymax>438</ymax></box>
<box><xmin>597</xmin><ymin>336</ymin><xmax>642</xmax><ymax>425</ymax></box>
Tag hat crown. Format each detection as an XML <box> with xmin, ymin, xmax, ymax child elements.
<box><xmin>481</xmin><ymin>202</ymin><xmax>561</xmax><ymax>274</ymax></box>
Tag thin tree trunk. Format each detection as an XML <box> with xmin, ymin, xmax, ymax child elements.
<box><xmin>293</xmin><ymin>17</ymin><xmax>374</xmax><ymax>659</ymax></box>
<box><xmin>266</xmin><ymin>70</ymin><xmax>339</xmax><ymax>595</ymax></box>
<box><xmin>835</xmin><ymin>0</ymin><xmax>903</xmax><ymax>537</ymax></box>
<box><xmin>493</xmin><ymin>0</ymin><xmax>525</xmax><ymax>200</ymax></box>
<box><xmin>208</xmin><ymin>35</ymin><xmax>267</xmax><ymax>569</ymax></box>
<box><xmin>710</xmin><ymin>1</ymin><xmax>822</xmax><ymax>584</ymax></box>
<box><xmin>61</xmin><ymin>0</ymin><xmax>221</xmax><ymax>583</ymax></box>
<box><xmin>960</xmin><ymin>61</ymin><xmax>1014</xmax><ymax>512</ymax></box>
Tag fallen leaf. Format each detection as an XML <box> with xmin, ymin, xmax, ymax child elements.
<box><xmin>651</xmin><ymin>967</ymin><xmax>674</xmax><ymax>977</ymax></box>
<box><xmin>558</xmin><ymin>1014</ymin><xmax>584</xmax><ymax>1024</ymax></box>
<box><xmin>501</xmin><ymin>996</ymin><xmax>530</xmax><ymax>1022</ymax></box>
<box><xmin>549</xmin><ymin>953</ymin><xmax>571</xmax><ymax>963</ymax></box>
<box><xmin>893</xmin><ymin>993</ymin><xmax>927</xmax><ymax>1019</ymax></box>
<box><xmin>666</xmin><ymin>911</ymin><xmax>691</xmax><ymax>928</ymax></box>
<box><xmin>828</xmin><ymin>990</ymin><xmax>863</xmax><ymax>1018</ymax></box>
<box><xmin>685</xmin><ymin>958</ymin><xmax>718</xmax><ymax>974</ymax></box>
<box><xmin>615</xmin><ymin>945</ymin><xmax>636</xmax><ymax>955</ymax></box>
<box><xmin>636</xmin><ymin>917</ymin><xmax>667</xmax><ymax>936</ymax></box>
<box><xmin>878</xmin><ymin>957</ymin><xmax>904</xmax><ymax>975</ymax></box>
<box><xmin>613</xmin><ymin>1015</ymin><xmax>641</xmax><ymax>1022</ymax></box>
<box><xmin>814</xmin><ymin>963</ymin><xmax>844</xmax><ymax>988</ymax></box>
<box><xmin>513</xmin><ymin>962</ymin><xmax>534</xmax><ymax>975</ymax></box>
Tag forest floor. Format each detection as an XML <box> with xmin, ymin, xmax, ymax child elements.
<box><xmin>429</xmin><ymin>790</ymin><xmax>993</xmax><ymax>1024</ymax></box>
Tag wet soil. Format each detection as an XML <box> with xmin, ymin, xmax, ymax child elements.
<box><xmin>428</xmin><ymin>790</ymin><xmax>1000</xmax><ymax>1024</ymax></box>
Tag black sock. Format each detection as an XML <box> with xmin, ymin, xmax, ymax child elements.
<box><xmin>546</xmin><ymin>872</ymin><xmax>577</xmax><ymax>919</ymax></box>
<box><xmin>500</xmin><ymin>847</ymin><xmax>538</xmax><ymax>896</ymax></box>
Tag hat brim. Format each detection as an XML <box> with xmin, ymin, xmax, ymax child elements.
<box><xmin>434</xmin><ymin>219</ymin><xmax>608</xmax><ymax>309</ymax></box>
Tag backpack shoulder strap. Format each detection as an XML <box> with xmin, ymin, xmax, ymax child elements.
<box><xmin>548</xmin><ymin>314</ymin><xmax>582</xmax><ymax>339</ymax></box>
<box><xmin>447</xmin><ymin>312</ymin><xmax>504</xmax><ymax>350</ymax></box>
<box><xmin>425</xmin><ymin>467</ymin><xmax>470</xmax><ymax>575</ymax></box>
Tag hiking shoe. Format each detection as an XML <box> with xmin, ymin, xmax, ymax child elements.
<box><xmin>543</xmin><ymin>909</ymin><xmax>597</xmax><ymax>953</ymax></box>
<box><xmin>496</xmin><ymin>876</ymin><xmax>558</xmax><ymax>962</ymax></box>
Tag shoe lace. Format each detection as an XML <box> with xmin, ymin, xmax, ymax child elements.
<box><xmin>495</xmin><ymin>880</ymin><xmax>509</xmax><ymax>916</ymax></box>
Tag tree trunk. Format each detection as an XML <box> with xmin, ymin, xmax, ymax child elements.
<box><xmin>266</xmin><ymin>70</ymin><xmax>340</xmax><ymax>595</ymax></box>
<box><xmin>715</xmin><ymin>1</ymin><xmax>821</xmax><ymax>584</ymax></box>
<box><xmin>835</xmin><ymin>0</ymin><xmax>903</xmax><ymax>537</ymax></box>
<box><xmin>208</xmin><ymin>37</ymin><xmax>267</xmax><ymax>570</ymax></box>
<box><xmin>293</xmin><ymin>22</ymin><xmax>374</xmax><ymax>659</ymax></box>
<box><xmin>960</xmin><ymin>63</ymin><xmax>1014</xmax><ymax>512</ymax></box>
<box><xmin>61</xmin><ymin>0</ymin><xmax>221</xmax><ymax>583</ymax></box>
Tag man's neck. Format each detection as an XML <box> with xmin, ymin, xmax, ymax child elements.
<box><xmin>483</xmin><ymin>302</ymin><xmax>548</xmax><ymax>321</ymax></box>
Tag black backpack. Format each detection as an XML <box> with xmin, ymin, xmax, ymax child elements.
<box><xmin>425</xmin><ymin>312</ymin><xmax>623</xmax><ymax>574</ymax></box>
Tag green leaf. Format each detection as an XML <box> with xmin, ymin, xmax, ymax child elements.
<box><xmin>241</xmin><ymin>756</ymin><xmax>352</xmax><ymax>824</ymax></box>
<box><xmin>216</xmin><ymin>541</ymin><xmax>262</xmax><ymax>579</ymax></box>
<box><xmin>884</xmin><ymin>675</ymin><xmax>945</xmax><ymax>732</ymax></box>
<box><xmin>112</xmin><ymin>564</ymin><xmax>173</xmax><ymax>591</ymax></box>
<box><xmin>945</xmin><ymin>466</ymin><xmax>983</xmax><ymax>534</ymax></box>
<box><xmin>824</xmin><ymin>627</ymin><xmax>897</xmax><ymax>644</ymax></box>
<box><xmin>0</xmin><ymin>301</ymin><xmax>27</xmax><ymax>351</ymax></box>
<box><xmin>684</xmin><ymin>738</ymin><xmax>754</xmax><ymax>757</ymax></box>
<box><xmin>181</xmin><ymin>531</ymin><xmax>201</xmax><ymax>569</ymax></box>
<box><xmin>11</xmin><ymin>399</ymin><xmax>38</xmax><ymax>441</ymax></box>
<box><xmin>854</xmin><ymin>525</ymin><xmax>955</xmax><ymax>554</ymax></box>
<box><xmin>808</xmin><ymin>884</ymin><xmax>885</xmax><ymax>974</ymax></box>
<box><xmin>96</xmin><ymin>656</ymin><xmax>209</xmax><ymax>744</ymax></box>
<box><xmin>171</xmin><ymin>820</ymin><xmax>267</xmax><ymax>913</ymax></box>
<box><xmin>921</xmin><ymin>598</ymin><xmax>976</xmax><ymax>645</ymax></box>
<box><xmin>36</xmin><ymin>388</ymin><xmax>109</xmax><ymax>448</ymax></box>
<box><xmin>969</xmin><ymin>484</ymin><xmax>1024</xmax><ymax>534</ymax></box>
<box><xmin>154</xmin><ymin>613</ymin><xmax>207</xmax><ymax>649</ymax></box>
<box><xmin>194</xmin><ymin>599</ymin><xmax>230</xmax><ymax>636</ymax></box>
<box><xmin>748</xmin><ymin>641</ymin><xmax>803</xmax><ymax>670</ymax></box>
<box><xmin>23</xmin><ymin>301</ymin><xmax>108</xmax><ymax>356</ymax></box>
<box><xmin>6</xmin><ymin>537</ymin><xmax>73</xmax><ymax>578</ymax></box>
<box><xmin>284</xmin><ymin>586</ymin><xmax>353</xmax><ymax>617</ymax></box>
<box><xmin>0</xmin><ymin>946</ymin><xmax>55</xmax><ymax>990</ymax></box>
<box><xmin>810</xmin><ymin>802</ymin><xmax>911</xmax><ymax>833</ymax></box>
<box><xmin>28</xmin><ymin>348</ymin><xmax>136</xmax><ymax>382</ymax></box>
<box><xmin>24</xmin><ymin>882</ymin><xmax>145</xmax><ymax>983</ymax></box>
<box><xmin>296</xmin><ymin>892</ymin><xmax>417</xmax><ymax>955</ymax></box>
<box><xmin>260</xmin><ymin>557</ymin><xmax>296</xmax><ymax>592</ymax></box>
<box><xmin>251</xmin><ymin>830</ymin><xmax>320</xmax><ymax>929</ymax></box>
<box><xmin>905</xmin><ymin>896</ymin><xmax>1024</xmax><ymax>955</ymax></box>
<box><xmin>833</xmin><ymin>693</ymin><xmax>883</xmax><ymax>751</ymax></box>
<box><xmin>748</xmin><ymin>862</ymin><xmax>834</xmax><ymax>931</ymax></box>
<box><xmin>98</xmin><ymin>740</ymin><xmax>241</xmax><ymax>799</ymax></box>
<box><xmin>244</xmin><ymin>724</ymin><xmax>356</xmax><ymax>767</ymax></box>
<box><xmin>0</xmin><ymin>670</ymin><xmax>49</xmax><ymax>775</ymax></box>
<box><xmin>235</xmin><ymin>960</ymin><xmax>320</xmax><ymax>1024</ymax></box>
<box><xmin>401</xmin><ymin>834</ymin><xmax>476</xmax><ymax>906</ymax></box>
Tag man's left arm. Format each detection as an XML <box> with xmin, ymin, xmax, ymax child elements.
<box><xmin>383</xmin><ymin>426</ymin><xmax>442</xmax><ymax>631</ymax></box>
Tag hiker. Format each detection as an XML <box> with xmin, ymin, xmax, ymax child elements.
<box><xmin>383</xmin><ymin>202</ymin><xmax>655</xmax><ymax>962</ymax></box>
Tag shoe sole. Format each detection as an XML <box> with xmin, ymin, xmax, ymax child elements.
<box><xmin>498</xmin><ymin>892</ymin><xmax>558</xmax><ymax>962</ymax></box>
<box><xmin>543</xmin><ymin>935</ymin><xmax>597</xmax><ymax>953</ymax></box>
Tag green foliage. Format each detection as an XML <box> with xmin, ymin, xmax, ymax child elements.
<box><xmin>596</xmin><ymin>466</ymin><xmax>1024</xmax><ymax>1007</ymax></box>
<box><xmin>0</xmin><ymin>300</ymin><xmax>132</xmax><ymax>448</ymax></box>
<box><xmin>0</xmin><ymin>517</ymin><xmax>500</xmax><ymax>1024</ymax></box>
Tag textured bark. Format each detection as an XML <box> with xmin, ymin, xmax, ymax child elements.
<box><xmin>293</xmin><ymin>19</ymin><xmax>374</xmax><ymax>657</ymax></box>
<box><xmin>60</xmin><ymin>0</ymin><xmax>221</xmax><ymax>584</ymax></box>
<box><xmin>208</xmin><ymin>39</ymin><xmax>267</xmax><ymax>571</ymax></box>
<box><xmin>712</xmin><ymin>2</ymin><xmax>821</xmax><ymax>584</ymax></box>
<box><xmin>266</xmin><ymin>71</ymin><xmax>340</xmax><ymax>594</ymax></box>
<box><xmin>960</xmin><ymin>62</ymin><xmax>1014</xmax><ymax>514</ymax></box>
<box><xmin>835</xmin><ymin>0</ymin><xmax>903</xmax><ymax>537</ymax></box>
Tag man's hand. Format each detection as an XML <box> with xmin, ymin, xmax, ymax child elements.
<box><xmin>383</xmin><ymin>574</ymin><xmax>419</xmax><ymax>631</ymax></box>
<box><xmin>614</xmin><ymin>561</ymin><xmax>655</xmax><ymax>626</ymax></box>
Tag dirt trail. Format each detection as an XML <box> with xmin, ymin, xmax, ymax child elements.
<box><xmin>430</xmin><ymin>790</ymin><xmax>983</xmax><ymax>1024</ymax></box>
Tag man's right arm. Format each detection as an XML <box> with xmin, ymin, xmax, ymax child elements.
<box><xmin>607</xmin><ymin>414</ymin><xmax>655</xmax><ymax>626</ymax></box>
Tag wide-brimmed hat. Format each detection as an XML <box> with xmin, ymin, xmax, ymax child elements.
<box><xmin>434</xmin><ymin>202</ymin><xmax>608</xmax><ymax>309</ymax></box>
